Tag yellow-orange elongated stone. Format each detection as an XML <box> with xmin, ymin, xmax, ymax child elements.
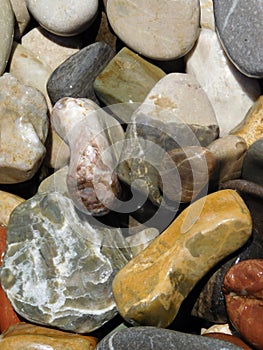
<box><xmin>112</xmin><ymin>189</ymin><xmax>252</xmax><ymax>328</ymax></box>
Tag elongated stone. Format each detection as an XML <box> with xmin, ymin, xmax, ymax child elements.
<box><xmin>95</xmin><ymin>326</ymin><xmax>242</xmax><ymax>350</ymax></box>
<box><xmin>93</xmin><ymin>47</ymin><xmax>166</xmax><ymax>123</ymax></box>
<box><xmin>200</xmin><ymin>0</ymin><xmax>215</xmax><ymax>30</ymax></box>
<box><xmin>0</xmin><ymin>73</ymin><xmax>48</xmax><ymax>184</ymax></box>
<box><xmin>242</xmin><ymin>138</ymin><xmax>263</xmax><ymax>186</ymax></box>
<box><xmin>213</xmin><ymin>0</ymin><xmax>263</xmax><ymax>78</ymax></box>
<box><xmin>231</xmin><ymin>96</ymin><xmax>263</xmax><ymax>147</ymax></box>
<box><xmin>0</xmin><ymin>0</ymin><xmax>14</xmax><ymax>75</ymax></box>
<box><xmin>10</xmin><ymin>0</ymin><xmax>30</xmax><ymax>39</ymax></box>
<box><xmin>112</xmin><ymin>189</ymin><xmax>252</xmax><ymax>328</ymax></box>
<box><xmin>106</xmin><ymin>0</ymin><xmax>200</xmax><ymax>60</ymax></box>
<box><xmin>47</xmin><ymin>42</ymin><xmax>115</xmax><ymax>105</ymax></box>
<box><xmin>117</xmin><ymin>73</ymin><xmax>218</xmax><ymax>207</ymax></box>
<box><xmin>186</xmin><ymin>28</ymin><xmax>261</xmax><ymax>136</ymax></box>
<box><xmin>51</xmin><ymin>97</ymin><xmax>124</xmax><ymax>215</ymax></box>
<box><xmin>1</xmin><ymin>191</ymin><xmax>133</xmax><ymax>333</ymax></box>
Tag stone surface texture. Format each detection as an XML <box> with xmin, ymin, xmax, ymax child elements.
<box><xmin>208</xmin><ymin>135</ymin><xmax>247</xmax><ymax>183</ymax></box>
<box><xmin>94</xmin><ymin>47</ymin><xmax>166</xmax><ymax>123</ymax></box>
<box><xmin>213</xmin><ymin>0</ymin><xmax>263</xmax><ymax>78</ymax></box>
<box><xmin>223</xmin><ymin>259</ymin><xmax>263</xmax><ymax>349</ymax></box>
<box><xmin>0</xmin><ymin>73</ymin><xmax>48</xmax><ymax>184</ymax></box>
<box><xmin>203</xmin><ymin>333</ymin><xmax>253</xmax><ymax>350</ymax></box>
<box><xmin>26</xmin><ymin>0</ymin><xmax>99</xmax><ymax>36</ymax></box>
<box><xmin>47</xmin><ymin>42</ymin><xmax>115</xmax><ymax>105</ymax></box>
<box><xmin>242</xmin><ymin>138</ymin><xmax>263</xmax><ymax>186</ymax></box>
<box><xmin>200</xmin><ymin>0</ymin><xmax>215</xmax><ymax>30</ymax></box>
<box><xmin>0</xmin><ymin>0</ymin><xmax>14</xmax><ymax>75</ymax></box>
<box><xmin>22</xmin><ymin>27</ymin><xmax>82</xmax><ymax>71</ymax></box>
<box><xmin>106</xmin><ymin>0</ymin><xmax>200</xmax><ymax>60</ymax></box>
<box><xmin>186</xmin><ymin>28</ymin><xmax>261</xmax><ymax>136</ymax></box>
<box><xmin>112</xmin><ymin>190</ymin><xmax>252</xmax><ymax>328</ymax></box>
<box><xmin>95</xmin><ymin>326</ymin><xmax>242</xmax><ymax>350</ymax></box>
<box><xmin>118</xmin><ymin>73</ymin><xmax>218</xmax><ymax>206</ymax></box>
<box><xmin>0</xmin><ymin>322</ymin><xmax>97</xmax><ymax>349</ymax></box>
<box><xmin>1</xmin><ymin>191</ymin><xmax>133</xmax><ymax>333</ymax></box>
<box><xmin>231</xmin><ymin>96</ymin><xmax>263</xmax><ymax>147</ymax></box>
<box><xmin>51</xmin><ymin>97</ymin><xmax>124</xmax><ymax>215</ymax></box>
<box><xmin>0</xmin><ymin>191</ymin><xmax>24</xmax><ymax>226</ymax></box>
<box><xmin>10</xmin><ymin>0</ymin><xmax>30</xmax><ymax>39</ymax></box>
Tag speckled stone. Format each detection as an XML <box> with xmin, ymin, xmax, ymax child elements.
<box><xmin>95</xmin><ymin>326</ymin><xmax>242</xmax><ymax>350</ymax></box>
<box><xmin>112</xmin><ymin>190</ymin><xmax>252</xmax><ymax>328</ymax></box>
<box><xmin>94</xmin><ymin>47</ymin><xmax>166</xmax><ymax>123</ymax></box>
<box><xmin>1</xmin><ymin>191</ymin><xmax>133</xmax><ymax>333</ymax></box>
<box><xmin>186</xmin><ymin>28</ymin><xmax>261</xmax><ymax>136</ymax></box>
<box><xmin>0</xmin><ymin>190</ymin><xmax>24</xmax><ymax>226</ymax></box>
<box><xmin>242</xmin><ymin>138</ymin><xmax>263</xmax><ymax>186</ymax></box>
<box><xmin>47</xmin><ymin>42</ymin><xmax>115</xmax><ymax>105</ymax></box>
<box><xmin>0</xmin><ymin>73</ymin><xmax>48</xmax><ymax>184</ymax></box>
<box><xmin>231</xmin><ymin>96</ymin><xmax>263</xmax><ymax>147</ymax></box>
<box><xmin>51</xmin><ymin>97</ymin><xmax>124</xmax><ymax>215</ymax></box>
<box><xmin>26</xmin><ymin>0</ymin><xmax>99</xmax><ymax>36</ymax></box>
<box><xmin>117</xmin><ymin>73</ymin><xmax>218</xmax><ymax>207</ymax></box>
<box><xmin>223</xmin><ymin>259</ymin><xmax>263</xmax><ymax>349</ymax></box>
<box><xmin>208</xmin><ymin>135</ymin><xmax>247</xmax><ymax>184</ymax></box>
<box><xmin>106</xmin><ymin>0</ymin><xmax>200</xmax><ymax>60</ymax></box>
<box><xmin>0</xmin><ymin>0</ymin><xmax>14</xmax><ymax>75</ymax></box>
<box><xmin>213</xmin><ymin>0</ymin><xmax>263</xmax><ymax>78</ymax></box>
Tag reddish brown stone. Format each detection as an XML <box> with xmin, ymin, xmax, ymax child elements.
<box><xmin>203</xmin><ymin>333</ymin><xmax>252</xmax><ymax>350</ymax></box>
<box><xmin>223</xmin><ymin>259</ymin><xmax>263</xmax><ymax>349</ymax></box>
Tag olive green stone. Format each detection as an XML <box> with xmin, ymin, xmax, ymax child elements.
<box><xmin>112</xmin><ymin>189</ymin><xmax>252</xmax><ymax>328</ymax></box>
<box><xmin>93</xmin><ymin>47</ymin><xmax>166</xmax><ymax>123</ymax></box>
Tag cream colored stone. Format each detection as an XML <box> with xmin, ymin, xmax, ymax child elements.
<box><xmin>107</xmin><ymin>0</ymin><xmax>200</xmax><ymax>60</ymax></box>
<box><xmin>200</xmin><ymin>0</ymin><xmax>215</xmax><ymax>30</ymax></box>
<box><xmin>186</xmin><ymin>28</ymin><xmax>261</xmax><ymax>136</ymax></box>
<box><xmin>10</xmin><ymin>0</ymin><xmax>30</xmax><ymax>38</ymax></box>
<box><xmin>22</xmin><ymin>27</ymin><xmax>81</xmax><ymax>71</ymax></box>
<box><xmin>0</xmin><ymin>0</ymin><xmax>14</xmax><ymax>75</ymax></box>
<box><xmin>38</xmin><ymin>166</ymin><xmax>68</xmax><ymax>195</ymax></box>
<box><xmin>201</xmin><ymin>323</ymin><xmax>232</xmax><ymax>335</ymax></box>
<box><xmin>0</xmin><ymin>190</ymin><xmax>24</xmax><ymax>226</ymax></box>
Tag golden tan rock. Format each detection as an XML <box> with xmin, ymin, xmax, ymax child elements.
<box><xmin>112</xmin><ymin>189</ymin><xmax>252</xmax><ymax>328</ymax></box>
<box><xmin>231</xmin><ymin>96</ymin><xmax>263</xmax><ymax>147</ymax></box>
<box><xmin>0</xmin><ymin>322</ymin><xmax>97</xmax><ymax>349</ymax></box>
<box><xmin>0</xmin><ymin>190</ymin><xmax>24</xmax><ymax>226</ymax></box>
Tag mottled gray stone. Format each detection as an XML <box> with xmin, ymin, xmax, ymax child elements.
<box><xmin>95</xmin><ymin>326</ymin><xmax>242</xmax><ymax>350</ymax></box>
<box><xmin>47</xmin><ymin>42</ymin><xmax>115</xmax><ymax>105</ymax></box>
<box><xmin>213</xmin><ymin>0</ymin><xmax>263</xmax><ymax>78</ymax></box>
<box><xmin>1</xmin><ymin>191</ymin><xmax>133</xmax><ymax>333</ymax></box>
<box><xmin>242</xmin><ymin>138</ymin><xmax>263</xmax><ymax>186</ymax></box>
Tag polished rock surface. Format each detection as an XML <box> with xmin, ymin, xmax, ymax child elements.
<box><xmin>118</xmin><ymin>73</ymin><xmax>218</xmax><ymax>206</ymax></box>
<box><xmin>51</xmin><ymin>97</ymin><xmax>124</xmax><ymax>216</ymax></box>
<box><xmin>223</xmin><ymin>259</ymin><xmax>263</xmax><ymax>349</ymax></box>
<box><xmin>26</xmin><ymin>0</ymin><xmax>99</xmax><ymax>36</ymax></box>
<box><xmin>1</xmin><ymin>191</ymin><xmax>132</xmax><ymax>333</ymax></box>
<box><xmin>0</xmin><ymin>73</ymin><xmax>48</xmax><ymax>184</ymax></box>
<box><xmin>242</xmin><ymin>138</ymin><xmax>263</xmax><ymax>186</ymax></box>
<box><xmin>213</xmin><ymin>0</ymin><xmax>263</xmax><ymax>78</ymax></box>
<box><xmin>186</xmin><ymin>28</ymin><xmax>261</xmax><ymax>136</ymax></box>
<box><xmin>112</xmin><ymin>189</ymin><xmax>252</xmax><ymax>328</ymax></box>
<box><xmin>0</xmin><ymin>0</ymin><xmax>14</xmax><ymax>75</ymax></box>
<box><xmin>95</xmin><ymin>326</ymin><xmax>242</xmax><ymax>350</ymax></box>
<box><xmin>0</xmin><ymin>322</ymin><xmax>97</xmax><ymax>349</ymax></box>
<box><xmin>231</xmin><ymin>96</ymin><xmax>263</xmax><ymax>148</ymax></box>
<box><xmin>106</xmin><ymin>0</ymin><xmax>200</xmax><ymax>60</ymax></box>
<box><xmin>94</xmin><ymin>47</ymin><xmax>166</xmax><ymax>123</ymax></box>
<box><xmin>47</xmin><ymin>42</ymin><xmax>115</xmax><ymax>105</ymax></box>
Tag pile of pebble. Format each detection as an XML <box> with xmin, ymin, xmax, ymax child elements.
<box><xmin>0</xmin><ymin>0</ymin><xmax>263</xmax><ymax>349</ymax></box>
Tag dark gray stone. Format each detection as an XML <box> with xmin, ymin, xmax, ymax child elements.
<box><xmin>95</xmin><ymin>326</ymin><xmax>242</xmax><ymax>350</ymax></box>
<box><xmin>1</xmin><ymin>191</ymin><xmax>132</xmax><ymax>333</ymax></box>
<box><xmin>242</xmin><ymin>138</ymin><xmax>263</xmax><ymax>186</ymax></box>
<box><xmin>47</xmin><ymin>41</ymin><xmax>115</xmax><ymax>104</ymax></box>
<box><xmin>213</xmin><ymin>0</ymin><xmax>263</xmax><ymax>78</ymax></box>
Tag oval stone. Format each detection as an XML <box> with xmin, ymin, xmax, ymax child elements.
<box><xmin>26</xmin><ymin>0</ymin><xmax>99</xmax><ymax>36</ymax></box>
<box><xmin>106</xmin><ymin>0</ymin><xmax>200</xmax><ymax>60</ymax></box>
<box><xmin>112</xmin><ymin>189</ymin><xmax>252</xmax><ymax>328</ymax></box>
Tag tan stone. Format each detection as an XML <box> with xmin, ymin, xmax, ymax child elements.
<box><xmin>0</xmin><ymin>190</ymin><xmax>24</xmax><ymax>226</ymax></box>
<box><xmin>9</xmin><ymin>0</ymin><xmax>30</xmax><ymax>39</ymax></box>
<box><xmin>231</xmin><ymin>96</ymin><xmax>263</xmax><ymax>147</ymax></box>
<box><xmin>208</xmin><ymin>135</ymin><xmax>247</xmax><ymax>183</ymax></box>
<box><xmin>112</xmin><ymin>189</ymin><xmax>252</xmax><ymax>328</ymax></box>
